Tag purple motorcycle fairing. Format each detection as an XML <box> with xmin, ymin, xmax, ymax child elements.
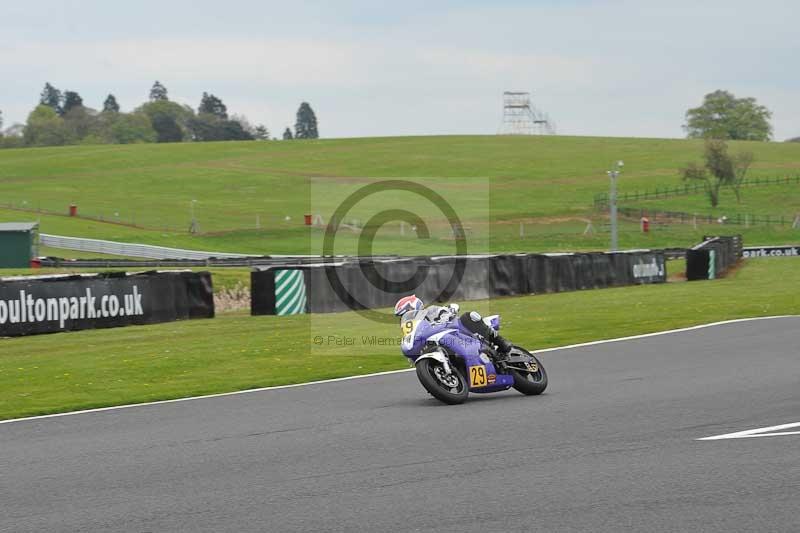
<box><xmin>403</xmin><ymin>315</ymin><xmax>513</xmax><ymax>393</ymax></box>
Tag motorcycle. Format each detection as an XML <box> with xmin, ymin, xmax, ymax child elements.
<box><xmin>400</xmin><ymin>308</ymin><xmax>547</xmax><ymax>404</ymax></box>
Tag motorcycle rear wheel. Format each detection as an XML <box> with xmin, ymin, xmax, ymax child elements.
<box><xmin>416</xmin><ymin>359</ymin><xmax>469</xmax><ymax>405</ymax></box>
<box><xmin>508</xmin><ymin>349</ymin><xmax>548</xmax><ymax>396</ymax></box>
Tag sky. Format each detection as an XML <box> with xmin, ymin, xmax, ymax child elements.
<box><xmin>1</xmin><ymin>0</ymin><xmax>798</xmax><ymax>140</ymax></box>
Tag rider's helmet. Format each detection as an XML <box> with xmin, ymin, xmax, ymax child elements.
<box><xmin>394</xmin><ymin>295</ymin><xmax>424</xmax><ymax>317</ymax></box>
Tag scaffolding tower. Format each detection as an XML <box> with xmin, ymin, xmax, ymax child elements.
<box><xmin>499</xmin><ymin>91</ymin><xmax>556</xmax><ymax>135</ymax></box>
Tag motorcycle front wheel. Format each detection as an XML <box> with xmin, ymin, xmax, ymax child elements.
<box><xmin>508</xmin><ymin>349</ymin><xmax>548</xmax><ymax>396</ymax></box>
<box><xmin>415</xmin><ymin>358</ymin><xmax>469</xmax><ymax>405</ymax></box>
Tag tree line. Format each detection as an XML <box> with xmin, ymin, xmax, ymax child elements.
<box><xmin>0</xmin><ymin>81</ymin><xmax>319</xmax><ymax>148</ymax></box>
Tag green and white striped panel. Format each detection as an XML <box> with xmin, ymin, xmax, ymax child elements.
<box><xmin>274</xmin><ymin>269</ymin><xmax>307</xmax><ymax>315</ymax></box>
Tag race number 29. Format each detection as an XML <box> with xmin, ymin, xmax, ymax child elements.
<box><xmin>469</xmin><ymin>365</ymin><xmax>487</xmax><ymax>387</ymax></box>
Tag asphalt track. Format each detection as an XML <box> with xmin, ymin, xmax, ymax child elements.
<box><xmin>2</xmin><ymin>317</ymin><xmax>799</xmax><ymax>532</ymax></box>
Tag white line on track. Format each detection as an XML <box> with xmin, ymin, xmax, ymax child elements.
<box><xmin>698</xmin><ymin>422</ymin><xmax>800</xmax><ymax>440</ymax></box>
<box><xmin>1</xmin><ymin>315</ymin><xmax>797</xmax><ymax>426</ymax></box>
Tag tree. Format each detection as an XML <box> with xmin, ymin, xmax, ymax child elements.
<box><xmin>253</xmin><ymin>125</ymin><xmax>270</xmax><ymax>140</ymax></box>
<box><xmin>39</xmin><ymin>82</ymin><xmax>63</xmax><ymax>115</ymax></box>
<box><xmin>151</xmin><ymin>114</ymin><xmax>182</xmax><ymax>142</ymax></box>
<box><xmin>283</xmin><ymin>127</ymin><xmax>293</xmax><ymax>140</ymax></box>
<box><xmin>62</xmin><ymin>106</ymin><xmax>97</xmax><ymax>140</ymax></box>
<box><xmin>108</xmin><ymin>113</ymin><xmax>157</xmax><ymax>144</ymax></box>
<box><xmin>219</xmin><ymin>120</ymin><xmax>253</xmax><ymax>141</ymax></box>
<box><xmin>680</xmin><ymin>139</ymin><xmax>754</xmax><ymax>207</ymax></box>
<box><xmin>684</xmin><ymin>90</ymin><xmax>772</xmax><ymax>141</ymax></box>
<box><xmin>787</xmin><ymin>137</ymin><xmax>800</xmax><ymax>143</ymax></box>
<box><xmin>198</xmin><ymin>92</ymin><xmax>228</xmax><ymax>119</ymax></box>
<box><xmin>103</xmin><ymin>94</ymin><xmax>120</xmax><ymax>113</ymax></box>
<box><xmin>24</xmin><ymin>105</ymin><xmax>74</xmax><ymax>146</ymax></box>
<box><xmin>230</xmin><ymin>114</ymin><xmax>254</xmax><ymax>135</ymax></box>
<box><xmin>137</xmin><ymin>100</ymin><xmax>192</xmax><ymax>142</ymax></box>
<box><xmin>149</xmin><ymin>81</ymin><xmax>169</xmax><ymax>102</ymax></box>
<box><xmin>294</xmin><ymin>102</ymin><xmax>318</xmax><ymax>139</ymax></box>
<box><xmin>188</xmin><ymin>114</ymin><xmax>254</xmax><ymax>142</ymax></box>
<box><xmin>62</xmin><ymin>91</ymin><xmax>84</xmax><ymax>114</ymax></box>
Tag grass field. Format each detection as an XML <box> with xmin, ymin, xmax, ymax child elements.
<box><xmin>1</xmin><ymin>257</ymin><xmax>798</xmax><ymax>421</ymax></box>
<box><xmin>1</xmin><ymin>135</ymin><xmax>799</xmax><ymax>256</ymax></box>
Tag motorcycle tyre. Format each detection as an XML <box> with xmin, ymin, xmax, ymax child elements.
<box><xmin>415</xmin><ymin>358</ymin><xmax>469</xmax><ymax>405</ymax></box>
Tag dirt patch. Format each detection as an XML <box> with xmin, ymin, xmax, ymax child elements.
<box><xmin>214</xmin><ymin>282</ymin><xmax>251</xmax><ymax>313</ymax></box>
<box><xmin>719</xmin><ymin>259</ymin><xmax>746</xmax><ymax>279</ymax></box>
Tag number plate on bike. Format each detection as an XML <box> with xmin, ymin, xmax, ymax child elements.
<box><xmin>469</xmin><ymin>365</ymin><xmax>488</xmax><ymax>387</ymax></box>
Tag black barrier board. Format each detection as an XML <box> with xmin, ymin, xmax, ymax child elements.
<box><xmin>686</xmin><ymin>249</ymin><xmax>711</xmax><ymax>281</ymax></box>
<box><xmin>687</xmin><ymin>236</ymin><xmax>742</xmax><ymax>280</ymax></box>
<box><xmin>630</xmin><ymin>252</ymin><xmax>667</xmax><ymax>284</ymax></box>
<box><xmin>0</xmin><ymin>271</ymin><xmax>214</xmax><ymax>337</ymax></box>
<box><xmin>252</xmin><ymin>251</ymin><xmax>668</xmax><ymax>316</ymax></box>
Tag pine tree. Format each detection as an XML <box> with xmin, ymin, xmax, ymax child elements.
<box><xmin>39</xmin><ymin>82</ymin><xmax>63</xmax><ymax>115</ymax></box>
<box><xmin>283</xmin><ymin>127</ymin><xmax>293</xmax><ymax>140</ymax></box>
<box><xmin>149</xmin><ymin>81</ymin><xmax>169</xmax><ymax>102</ymax></box>
<box><xmin>62</xmin><ymin>91</ymin><xmax>84</xmax><ymax>114</ymax></box>
<box><xmin>254</xmin><ymin>125</ymin><xmax>270</xmax><ymax>140</ymax></box>
<box><xmin>294</xmin><ymin>102</ymin><xmax>319</xmax><ymax>139</ymax></box>
<box><xmin>198</xmin><ymin>92</ymin><xmax>228</xmax><ymax>119</ymax></box>
<box><xmin>103</xmin><ymin>94</ymin><xmax>120</xmax><ymax>113</ymax></box>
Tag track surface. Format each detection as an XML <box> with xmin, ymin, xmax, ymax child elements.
<box><xmin>3</xmin><ymin>318</ymin><xmax>799</xmax><ymax>532</ymax></box>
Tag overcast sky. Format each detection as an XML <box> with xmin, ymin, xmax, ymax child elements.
<box><xmin>2</xmin><ymin>0</ymin><xmax>797</xmax><ymax>140</ymax></box>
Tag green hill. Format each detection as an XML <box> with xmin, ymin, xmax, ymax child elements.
<box><xmin>1</xmin><ymin>135</ymin><xmax>798</xmax><ymax>255</ymax></box>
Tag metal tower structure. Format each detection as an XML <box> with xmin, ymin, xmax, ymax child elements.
<box><xmin>499</xmin><ymin>91</ymin><xmax>556</xmax><ymax>135</ymax></box>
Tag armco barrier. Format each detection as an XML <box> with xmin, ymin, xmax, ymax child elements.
<box><xmin>686</xmin><ymin>235</ymin><xmax>743</xmax><ymax>281</ymax></box>
<box><xmin>251</xmin><ymin>251</ymin><xmax>667</xmax><ymax>315</ymax></box>
<box><xmin>0</xmin><ymin>271</ymin><xmax>214</xmax><ymax>336</ymax></box>
<box><xmin>40</xmin><ymin>233</ymin><xmax>249</xmax><ymax>260</ymax></box>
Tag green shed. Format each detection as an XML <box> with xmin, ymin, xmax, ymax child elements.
<box><xmin>0</xmin><ymin>222</ymin><xmax>39</xmax><ymax>268</ymax></box>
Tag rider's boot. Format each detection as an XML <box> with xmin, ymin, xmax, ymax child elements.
<box><xmin>492</xmin><ymin>333</ymin><xmax>513</xmax><ymax>358</ymax></box>
<box><xmin>460</xmin><ymin>311</ymin><xmax>513</xmax><ymax>360</ymax></box>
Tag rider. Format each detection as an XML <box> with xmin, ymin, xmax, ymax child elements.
<box><xmin>393</xmin><ymin>295</ymin><xmax>513</xmax><ymax>357</ymax></box>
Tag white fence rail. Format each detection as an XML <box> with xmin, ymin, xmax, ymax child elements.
<box><xmin>40</xmin><ymin>234</ymin><xmax>250</xmax><ymax>260</ymax></box>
